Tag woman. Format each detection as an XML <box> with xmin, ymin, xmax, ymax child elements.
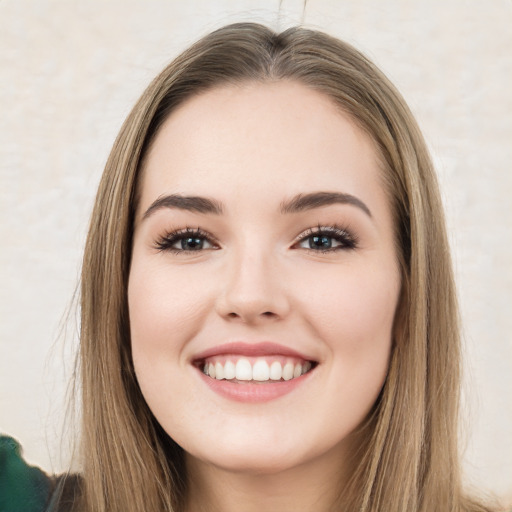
<box><xmin>3</xmin><ymin>22</ymin><xmax>500</xmax><ymax>512</ymax></box>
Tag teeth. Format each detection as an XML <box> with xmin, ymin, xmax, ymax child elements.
<box><xmin>215</xmin><ymin>362</ymin><xmax>224</xmax><ymax>380</ymax></box>
<box><xmin>235</xmin><ymin>358</ymin><xmax>252</xmax><ymax>381</ymax></box>
<box><xmin>203</xmin><ymin>357</ymin><xmax>314</xmax><ymax>382</ymax></box>
<box><xmin>282</xmin><ymin>362</ymin><xmax>294</xmax><ymax>381</ymax></box>
<box><xmin>252</xmin><ymin>360</ymin><xmax>270</xmax><ymax>381</ymax></box>
<box><xmin>269</xmin><ymin>361</ymin><xmax>282</xmax><ymax>381</ymax></box>
<box><xmin>224</xmin><ymin>360</ymin><xmax>236</xmax><ymax>380</ymax></box>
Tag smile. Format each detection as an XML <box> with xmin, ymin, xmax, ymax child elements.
<box><xmin>201</xmin><ymin>356</ymin><xmax>314</xmax><ymax>382</ymax></box>
<box><xmin>192</xmin><ymin>342</ymin><xmax>318</xmax><ymax>402</ymax></box>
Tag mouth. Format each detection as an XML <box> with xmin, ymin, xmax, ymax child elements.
<box><xmin>192</xmin><ymin>342</ymin><xmax>318</xmax><ymax>401</ymax></box>
<box><xmin>195</xmin><ymin>355</ymin><xmax>317</xmax><ymax>383</ymax></box>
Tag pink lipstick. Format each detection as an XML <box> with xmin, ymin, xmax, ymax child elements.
<box><xmin>192</xmin><ymin>342</ymin><xmax>317</xmax><ymax>403</ymax></box>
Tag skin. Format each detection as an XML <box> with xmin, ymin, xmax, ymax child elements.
<box><xmin>128</xmin><ymin>81</ymin><xmax>401</xmax><ymax>512</ymax></box>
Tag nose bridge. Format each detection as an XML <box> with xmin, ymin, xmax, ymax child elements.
<box><xmin>217</xmin><ymin>236</ymin><xmax>289</xmax><ymax>322</ymax></box>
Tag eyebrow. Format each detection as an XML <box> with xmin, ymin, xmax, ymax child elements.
<box><xmin>142</xmin><ymin>194</ymin><xmax>224</xmax><ymax>220</ymax></box>
<box><xmin>142</xmin><ymin>191</ymin><xmax>371</xmax><ymax>220</ymax></box>
<box><xmin>280</xmin><ymin>191</ymin><xmax>372</xmax><ymax>217</ymax></box>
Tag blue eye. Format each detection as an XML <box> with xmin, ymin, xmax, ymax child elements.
<box><xmin>296</xmin><ymin>226</ymin><xmax>357</xmax><ymax>252</ymax></box>
<box><xmin>155</xmin><ymin>225</ymin><xmax>357</xmax><ymax>255</ymax></box>
<box><xmin>307</xmin><ymin>234</ymin><xmax>335</xmax><ymax>250</ymax></box>
<box><xmin>155</xmin><ymin>228</ymin><xmax>217</xmax><ymax>253</ymax></box>
<box><xmin>179</xmin><ymin>237</ymin><xmax>207</xmax><ymax>251</ymax></box>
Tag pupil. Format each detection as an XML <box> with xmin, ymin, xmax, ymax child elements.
<box><xmin>182</xmin><ymin>237</ymin><xmax>203</xmax><ymax>250</ymax></box>
<box><xmin>310</xmin><ymin>235</ymin><xmax>331</xmax><ymax>249</ymax></box>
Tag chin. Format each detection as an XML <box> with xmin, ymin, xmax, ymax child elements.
<box><xmin>191</xmin><ymin>447</ymin><xmax>305</xmax><ymax>476</ymax></box>
<box><xmin>183</xmin><ymin>425</ymin><xmax>339</xmax><ymax>477</ymax></box>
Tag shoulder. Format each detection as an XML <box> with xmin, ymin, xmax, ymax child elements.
<box><xmin>0</xmin><ymin>435</ymin><xmax>81</xmax><ymax>512</ymax></box>
<box><xmin>0</xmin><ymin>435</ymin><xmax>52</xmax><ymax>511</ymax></box>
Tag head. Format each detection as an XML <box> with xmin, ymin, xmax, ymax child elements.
<box><xmin>79</xmin><ymin>23</ymin><xmax>461</xmax><ymax>512</ymax></box>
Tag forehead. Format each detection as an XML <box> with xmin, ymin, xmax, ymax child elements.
<box><xmin>138</xmin><ymin>80</ymin><xmax>386</xmax><ymax>217</ymax></box>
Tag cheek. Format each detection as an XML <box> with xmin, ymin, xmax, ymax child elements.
<box><xmin>301</xmin><ymin>260</ymin><xmax>398</xmax><ymax>328</ymax></box>
<box><xmin>127</xmin><ymin>259</ymin><xmax>209</xmax><ymax>429</ymax></box>
<box><xmin>128</xmin><ymin>258</ymin><xmax>210</xmax><ymax>356</ymax></box>
<box><xmin>294</xmin><ymin>260</ymin><xmax>399</xmax><ymax>374</ymax></box>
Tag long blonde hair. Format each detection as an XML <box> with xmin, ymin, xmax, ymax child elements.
<box><xmin>75</xmin><ymin>22</ymin><xmax>495</xmax><ymax>511</ymax></box>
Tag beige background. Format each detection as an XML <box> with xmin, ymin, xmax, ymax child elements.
<box><xmin>1</xmin><ymin>0</ymin><xmax>511</xmax><ymax>503</ymax></box>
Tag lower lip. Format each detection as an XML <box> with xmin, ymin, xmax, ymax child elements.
<box><xmin>197</xmin><ymin>368</ymin><xmax>314</xmax><ymax>403</ymax></box>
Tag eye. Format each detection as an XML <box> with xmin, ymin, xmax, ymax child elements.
<box><xmin>294</xmin><ymin>225</ymin><xmax>358</xmax><ymax>253</ymax></box>
<box><xmin>154</xmin><ymin>227</ymin><xmax>218</xmax><ymax>254</ymax></box>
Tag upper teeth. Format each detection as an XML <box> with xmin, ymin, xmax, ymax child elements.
<box><xmin>202</xmin><ymin>357</ymin><xmax>312</xmax><ymax>382</ymax></box>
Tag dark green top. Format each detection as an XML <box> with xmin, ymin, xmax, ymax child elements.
<box><xmin>0</xmin><ymin>435</ymin><xmax>79</xmax><ymax>512</ymax></box>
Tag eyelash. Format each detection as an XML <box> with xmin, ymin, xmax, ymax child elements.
<box><xmin>153</xmin><ymin>224</ymin><xmax>358</xmax><ymax>255</ymax></box>
<box><xmin>295</xmin><ymin>224</ymin><xmax>358</xmax><ymax>253</ymax></box>
<box><xmin>154</xmin><ymin>227</ymin><xmax>218</xmax><ymax>254</ymax></box>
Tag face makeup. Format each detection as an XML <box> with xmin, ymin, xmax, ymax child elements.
<box><xmin>128</xmin><ymin>80</ymin><xmax>400</xmax><ymax>475</ymax></box>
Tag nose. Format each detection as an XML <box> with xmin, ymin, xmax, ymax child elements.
<box><xmin>215</xmin><ymin>247</ymin><xmax>291</xmax><ymax>324</ymax></box>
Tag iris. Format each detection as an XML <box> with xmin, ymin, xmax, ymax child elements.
<box><xmin>310</xmin><ymin>235</ymin><xmax>332</xmax><ymax>249</ymax></box>
<box><xmin>181</xmin><ymin>237</ymin><xmax>203</xmax><ymax>250</ymax></box>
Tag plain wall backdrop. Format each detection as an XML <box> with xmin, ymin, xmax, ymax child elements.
<box><xmin>1</xmin><ymin>0</ymin><xmax>511</xmax><ymax>503</ymax></box>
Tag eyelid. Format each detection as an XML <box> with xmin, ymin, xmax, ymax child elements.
<box><xmin>293</xmin><ymin>224</ymin><xmax>358</xmax><ymax>251</ymax></box>
<box><xmin>153</xmin><ymin>223</ymin><xmax>358</xmax><ymax>254</ymax></box>
<box><xmin>295</xmin><ymin>224</ymin><xmax>349</xmax><ymax>239</ymax></box>
<box><xmin>153</xmin><ymin>226</ymin><xmax>220</xmax><ymax>253</ymax></box>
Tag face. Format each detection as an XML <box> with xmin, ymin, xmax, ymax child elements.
<box><xmin>128</xmin><ymin>81</ymin><xmax>401</xmax><ymax>475</ymax></box>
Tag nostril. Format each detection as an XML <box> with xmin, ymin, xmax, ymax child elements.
<box><xmin>226</xmin><ymin>311</ymin><xmax>276</xmax><ymax>320</ymax></box>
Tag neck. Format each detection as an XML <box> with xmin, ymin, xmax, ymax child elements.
<box><xmin>183</xmin><ymin>442</ymin><xmax>361</xmax><ymax>512</ymax></box>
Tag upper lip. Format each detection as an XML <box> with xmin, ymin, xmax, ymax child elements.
<box><xmin>192</xmin><ymin>342</ymin><xmax>317</xmax><ymax>362</ymax></box>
